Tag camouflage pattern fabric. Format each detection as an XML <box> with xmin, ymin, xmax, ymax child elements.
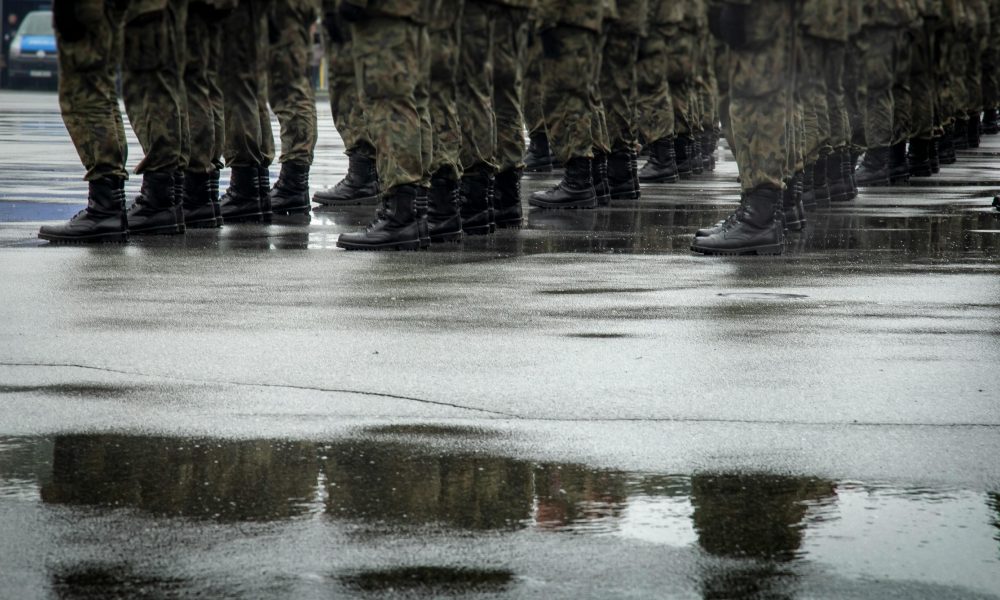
<box><xmin>523</xmin><ymin>19</ymin><xmax>547</xmax><ymax>136</ymax></box>
<box><xmin>122</xmin><ymin>0</ymin><xmax>184</xmax><ymax>174</ymax></box>
<box><xmin>428</xmin><ymin>0</ymin><xmax>464</xmax><ymax>180</ymax></box>
<box><xmin>539</xmin><ymin>25</ymin><xmax>601</xmax><ymax>162</ymax></box>
<box><xmin>825</xmin><ymin>40</ymin><xmax>852</xmax><ymax>151</ymax></box>
<box><xmin>536</xmin><ymin>0</ymin><xmax>603</xmax><ymax>32</ymax></box>
<box><xmin>600</xmin><ymin>20</ymin><xmax>641</xmax><ymax>151</ymax></box>
<box><xmin>666</xmin><ymin>3</ymin><xmax>698</xmax><ymax>137</ymax></box>
<box><xmin>964</xmin><ymin>0</ymin><xmax>990</xmax><ymax>114</ymax></box>
<box><xmin>590</xmin><ymin>29</ymin><xmax>611</xmax><ymax>155</ymax></box>
<box><xmin>908</xmin><ymin>17</ymin><xmax>937</xmax><ymax>140</ymax></box>
<box><xmin>636</xmin><ymin>0</ymin><xmax>676</xmax><ymax>144</ymax></box>
<box><xmin>494</xmin><ymin>6</ymin><xmax>531</xmax><ymax>171</ymax></box>
<box><xmin>53</xmin><ymin>0</ymin><xmax>129</xmax><ymax>182</ymax></box>
<box><xmin>892</xmin><ymin>26</ymin><xmax>913</xmax><ymax>144</ymax></box>
<box><xmin>858</xmin><ymin>26</ymin><xmax>896</xmax><ymax>148</ymax></box>
<box><xmin>185</xmin><ymin>1</ymin><xmax>228</xmax><ymax>173</ymax></box>
<box><xmin>351</xmin><ymin>15</ymin><xmax>432</xmax><ymax>190</ymax></box>
<box><xmin>323</xmin><ymin>3</ymin><xmax>373</xmax><ymax>158</ymax></box>
<box><xmin>982</xmin><ymin>0</ymin><xmax>1000</xmax><ymax>112</ymax></box>
<box><xmin>457</xmin><ymin>0</ymin><xmax>497</xmax><ymax>171</ymax></box>
<box><xmin>220</xmin><ymin>0</ymin><xmax>274</xmax><ymax>168</ymax></box>
<box><xmin>799</xmin><ymin>34</ymin><xmax>832</xmax><ymax>162</ymax></box>
<box><xmin>693</xmin><ymin>3</ymin><xmax>718</xmax><ymax>136</ymax></box>
<box><xmin>269</xmin><ymin>0</ymin><xmax>320</xmax><ymax>166</ymax></box>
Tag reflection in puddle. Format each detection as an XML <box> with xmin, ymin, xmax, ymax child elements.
<box><xmin>0</xmin><ymin>434</ymin><xmax>998</xmax><ymax>598</ymax></box>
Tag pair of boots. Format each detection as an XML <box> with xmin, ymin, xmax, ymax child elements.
<box><xmin>690</xmin><ymin>186</ymin><xmax>784</xmax><ymax>255</ymax></box>
<box><xmin>221</xmin><ymin>162</ymin><xmax>313</xmax><ymax>221</ymax></box>
<box><xmin>855</xmin><ymin>143</ymin><xmax>909</xmax><ymax>187</ymax></box>
<box><xmin>525</xmin><ymin>132</ymin><xmax>558</xmax><ymax>172</ymax></box>
<box><xmin>38</xmin><ymin>172</ymin><xmax>186</xmax><ymax>243</ymax></box>
<box><xmin>313</xmin><ymin>152</ymin><xmax>379</xmax><ymax>206</ymax></box>
<box><xmin>459</xmin><ymin>166</ymin><xmax>525</xmax><ymax>235</ymax></box>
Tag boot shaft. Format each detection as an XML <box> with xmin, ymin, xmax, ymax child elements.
<box><xmin>140</xmin><ymin>172</ymin><xmax>176</xmax><ymax>209</ymax></box>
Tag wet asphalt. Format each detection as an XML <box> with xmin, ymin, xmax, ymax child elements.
<box><xmin>1</xmin><ymin>90</ymin><xmax>999</xmax><ymax>599</ymax></box>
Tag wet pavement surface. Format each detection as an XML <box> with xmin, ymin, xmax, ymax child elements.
<box><xmin>1</xmin><ymin>90</ymin><xmax>999</xmax><ymax>598</ymax></box>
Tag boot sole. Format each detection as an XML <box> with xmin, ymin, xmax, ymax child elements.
<box><xmin>495</xmin><ymin>219</ymin><xmax>523</xmax><ymax>229</ymax></box>
<box><xmin>690</xmin><ymin>242</ymin><xmax>784</xmax><ymax>256</ymax></box>
<box><xmin>336</xmin><ymin>239</ymin><xmax>422</xmax><ymax>251</ymax></box>
<box><xmin>38</xmin><ymin>231</ymin><xmax>129</xmax><ymax>244</ymax></box>
<box><xmin>528</xmin><ymin>198</ymin><xmax>597</xmax><ymax>210</ymax></box>
<box><xmin>223</xmin><ymin>213</ymin><xmax>266</xmax><ymax>224</ymax></box>
<box><xmin>312</xmin><ymin>194</ymin><xmax>379</xmax><ymax>206</ymax></box>
<box><xmin>185</xmin><ymin>218</ymin><xmax>220</xmax><ymax>229</ymax></box>
<box><xmin>271</xmin><ymin>205</ymin><xmax>312</xmax><ymax>216</ymax></box>
<box><xmin>462</xmin><ymin>224</ymin><xmax>494</xmax><ymax>236</ymax></box>
<box><xmin>129</xmin><ymin>224</ymin><xmax>184</xmax><ymax>235</ymax></box>
<box><xmin>430</xmin><ymin>231</ymin><xmax>464</xmax><ymax>244</ymax></box>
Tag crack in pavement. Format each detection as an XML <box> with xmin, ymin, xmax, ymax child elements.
<box><xmin>2</xmin><ymin>361</ymin><xmax>999</xmax><ymax>428</ymax></box>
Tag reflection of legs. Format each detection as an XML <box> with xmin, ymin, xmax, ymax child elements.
<box><xmin>39</xmin><ymin>0</ymin><xmax>128</xmax><ymax>243</ymax></box>
<box><xmin>337</xmin><ymin>16</ymin><xmax>428</xmax><ymax>251</ymax></box>
<box><xmin>529</xmin><ymin>26</ymin><xmax>599</xmax><ymax>210</ymax></box>
<box><xmin>268</xmin><ymin>0</ymin><xmax>318</xmax><ymax>214</ymax></box>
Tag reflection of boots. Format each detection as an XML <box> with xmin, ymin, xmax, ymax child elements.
<box><xmin>38</xmin><ymin>176</ymin><xmax>128</xmax><ymax>243</ymax></box>
<box><xmin>269</xmin><ymin>161</ymin><xmax>312</xmax><ymax>215</ymax></box>
<box><xmin>128</xmin><ymin>171</ymin><xmax>185</xmax><ymax>235</ymax></box>
<box><xmin>592</xmin><ymin>152</ymin><xmax>611</xmax><ymax>206</ymax></box>
<box><xmin>183</xmin><ymin>171</ymin><xmax>219</xmax><ymax>228</ymax></box>
<box><xmin>529</xmin><ymin>157</ymin><xmax>597</xmax><ymax>209</ymax></box>
<box><xmin>524</xmin><ymin>131</ymin><xmax>555</xmax><ymax>172</ymax></box>
<box><xmin>220</xmin><ymin>165</ymin><xmax>265</xmax><ymax>223</ymax></box>
<box><xmin>608</xmin><ymin>149</ymin><xmax>640</xmax><ymax>200</ymax></box>
<box><xmin>336</xmin><ymin>184</ymin><xmax>424</xmax><ymax>251</ymax></box>
<box><xmin>494</xmin><ymin>168</ymin><xmax>524</xmax><ymax>229</ymax></box>
<box><xmin>428</xmin><ymin>172</ymin><xmax>462</xmax><ymax>243</ymax></box>
<box><xmin>313</xmin><ymin>152</ymin><xmax>379</xmax><ymax>205</ymax></box>
<box><xmin>855</xmin><ymin>147</ymin><xmax>891</xmax><ymax>187</ymax></box>
<box><xmin>691</xmin><ymin>187</ymin><xmax>784</xmax><ymax>255</ymax></box>
<box><xmin>460</xmin><ymin>167</ymin><xmax>495</xmax><ymax>235</ymax></box>
<box><xmin>638</xmin><ymin>138</ymin><xmax>679</xmax><ymax>183</ymax></box>
<box><xmin>907</xmin><ymin>139</ymin><xmax>932</xmax><ymax>178</ymax></box>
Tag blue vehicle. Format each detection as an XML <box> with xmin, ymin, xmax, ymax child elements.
<box><xmin>7</xmin><ymin>10</ymin><xmax>57</xmax><ymax>89</ymax></box>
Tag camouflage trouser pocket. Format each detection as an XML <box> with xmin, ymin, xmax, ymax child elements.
<box><xmin>57</xmin><ymin>1</ymin><xmax>116</xmax><ymax>72</ymax></box>
<box><xmin>124</xmin><ymin>9</ymin><xmax>168</xmax><ymax>71</ymax></box>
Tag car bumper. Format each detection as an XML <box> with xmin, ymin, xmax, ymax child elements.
<box><xmin>9</xmin><ymin>56</ymin><xmax>59</xmax><ymax>80</ymax></box>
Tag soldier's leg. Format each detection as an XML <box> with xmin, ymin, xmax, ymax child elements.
<box><xmin>313</xmin><ymin>8</ymin><xmax>378</xmax><ymax>205</ymax></box>
<box><xmin>855</xmin><ymin>26</ymin><xmax>894</xmax><ymax>187</ymax></box>
<box><xmin>890</xmin><ymin>28</ymin><xmax>914</xmax><ymax>182</ymax></box>
<box><xmin>182</xmin><ymin>1</ymin><xmax>224</xmax><ymax>228</ymax></box>
<box><xmin>590</xmin><ymin>26</ymin><xmax>612</xmax><ymax>205</ymax></box>
<box><xmin>692</xmin><ymin>0</ymin><xmax>792</xmax><ymax>256</ymax></box>
<box><xmin>908</xmin><ymin>22</ymin><xmax>936</xmax><ymax>177</ymax></box>
<box><xmin>255</xmin><ymin>0</ymin><xmax>275</xmax><ymax>201</ymax></box>
<box><xmin>336</xmin><ymin>16</ymin><xmax>428</xmax><ymax>251</ymax></box>
<box><xmin>696</xmin><ymin>26</ymin><xmax>720</xmax><ymax>172</ymax></box>
<box><xmin>39</xmin><ymin>0</ymin><xmax>129</xmax><ymax>243</ymax></box>
<box><xmin>666</xmin><ymin>23</ymin><xmax>700</xmax><ymax>177</ymax></box>
<box><xmin>426</xmin><ymin>2</ymin><xmax>464</xmax><ymax>243</ymax></box>
<box><xmin>493</xmin><ymin>5</ymin><xmax>530</xmax><ymax>227</ymax></box>
<box><xmin>983</xmin><ymin>0</ymin><xmax>1000</xmax><ymax>133</ymax></box>
<box><xmin>528</xmin><ymin>25</ymin><xmax>599</xmax><ymax>209</ymax></box>
<box><xmin>268</xmin><ymin>0</ymin><xmax>319</xmax><ymax>214</ymax></box>
<box><xmin>523</xmin><ymin>20</ymin><xmax>554</xmax><ymax>171</ymax></box>
<box><xmin>601</xmin><ymin>25</ymin><xmax>641</xmax><ymax>199</ymax></box>
<box><xmin>121</xmin><ymin>0</ymin><xmax>186</xmax><ymax>234</ymax></box>
<box><xmin>799</xmin><ymin>33</ymin><xmax>832</xmax><ymax>207</ymax></box>
<box><xmin>456</xmin><ymin>0</ymin><xmax>497</xmax><ymax>235</ymax></box>
<box><xmin>825</xmin><ymin>39</ymin><xmax>856</xmax><ymax>202</ymax></box>
<box><xmin>844</xmin><ymin>34</ymin><xmax>866</xmax><ymax>164</ymax></box>
<box><xmin>636</xmin><ymin>22</ymin><xmax>680</xmax><ymax>183</ymax></box>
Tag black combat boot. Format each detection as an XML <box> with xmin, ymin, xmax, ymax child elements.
<box><xmin>336</xmin><ymin>184</ymin><xmax>424</xmax><ymax>251</ymax></box>
<box><xmin>494</xmin><ymin>168</ymin><xmax>524</xmax><ymax>229</ymax></box>
<box><xmin>782</xmin><ymin>176</ymin><xmax>806</xmax><ymax>232</ymax></box>
<box><xmin>592</xmin><ymin>151</ymin><xmax>611</xmax><ymax>206</ymax></box>
<box><xmin>690</xmin><ymin>186</ymin><xmax>784</xmax><ymax>255</ymax></box>
<box><xmin>967</xmin><ymin>112</ymin><xmax>981</xmax><ymax>148</ymax></box>
<box><xmin>813</xmin><ymin>155</ymin><xmax>831</xmax><ymax>207</ymax></box>
<box><xmin>800</xmin><ymin>163</ymin><xmax>816</xmax><ymax>211</ymax></box>
<box><xmin>953</xmin><ymin>119</ymin><xmax>969</xmax><ymax>151</ymax></box>
<box><xmin>674</xmin><ymin>135</ymin><xmax>695</xmax><ymax>178</ymax></box>
<box><xmin>183</xmin><ymin>171</ymin><xmax>219</xmax><ymax>228</ymax></box>
<box><xmin>844</xmin><ymin>149</ymin><xmax>858</xmax><ymax>198</ymax></box>
<box><xmin>127</xmin><ymin>171</ymin><xmax>184</xmax><ymax>235</ymax></box>
<box><xmin>889</xmin><ymin>142</ymin><xmax>910</xmax><ymax>184</ymax></box>
<box><xmin>209</xmin><ymin>168</ymin><xmax>224</xmax><ymax>226</ymax></box>
<box><xmin>983</xmin><ymin>108</ymin><xmax>999</xmax><ymax>134</ymax></box>
<box><xmin>459</xmin><ymin>167</ymin><xmax>495</xmax><ymax>235</ymax></box>
<box><xmin>700</xmin><ymin>131</ymin><xmax>717</xmax><ymax>172</ymax></box>
<box><xmin>257</xmin><ymin>165</ymin><xmax>273</xmax><ymax>222</ymax></box>
<box><xmin>220</xmin><ymin>165</ymin><xmax>265</xmax><ymax>223</ymax></box>
<box><xmin>828</xmin><ymin>151</ymin><xmax>852</xmax><ymax>203</ymax></box>
<box><xmin>855</xmin><ymin>147</ymin><xmax>891</xmax><ymax>187</ymax></box>
<box><xmin>683</xmin><ymin>135</ymin><xmax>703</xmax><ymax>176</ymax></box>
<box><xmin>907</xmin><ymin>139</ymin><xmax>933</xmax><ymax>178</ymax></box>
<box><xmin>427</xmin><ymin>171</ymin><xmax>463</xmax><ymax>243</ymax></box>
<box><xmin>38</xmin><ymin>176</ymin><xmax>128</xmax><ymax>244</ymax></box>
<box><xmin>608</xmin><ymin>149</ymin><xmax>640</xmax><ymax>200</ymax></box>
<box><xmin>696</xmin><ymin>192</ymin><xmax>744</xmax><ymax>238</ymax></box>
<box><xmin>269</xmin><ymin>161</ymin><xmax>312</xmax><ymax>215</ymax></box>
<box><xmin>415</xmin><ymin>186</ymin><xmax>431</xmax><ymax>248</ymax></box>
<box><xmin>529</xmin><ymin>156</ymin><xmax>597</xmax><ymax>209</ymax></box>
<box><xmin>637</xmin><ymin>137</ymin><xmax>680</xmax><ymax>183</ymax></box>
<box><xmin>929</xmin><ymin>138</ymin><xmax>941</xmax><ymax>173</ymax></box>
<box><xmin>629</xmin><ymin>147</ymin><xmax>640</xmax><ymax>192</ymax></box>
<box><xmin>938</xmin><ymin>128</ymin><xmax>957</xmax><ymax>165</ymax></box>
<box><xmin>524</xmin><ymin>131</ymin><xmax>556</xmax><ymax>172</ymax></box>
<box><xmin>313</xmin><ymin>151</ymin><xmax>379</xmax><ymax>205</ymax></box>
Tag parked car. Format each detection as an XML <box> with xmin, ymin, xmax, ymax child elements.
<box><xmin>7</xmin><ymin>10</ymin><xmax>57</xmax><ymax>89</ymax></box>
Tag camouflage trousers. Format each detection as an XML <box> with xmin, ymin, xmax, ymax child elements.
<box><xmin>457</xmin><ymin>0</ymin><xmax>496</xmax><ymax>170</ymax></box>
<box><xmin>844</xmin><ymin>35</ymin><xmax>866</xmax><ymax>152</ymax></box>
<box><xmin>694</xmin><ymin>26</ymin><xmax>719</xmax><ymax>136</ymax></box>
<box><xmin>524</xmin><ymin>24</ymin><xmax>546</xmax><ymax>136</ymax></box>
<box><xmin>668</xmin><ymin>24</ymin><xmax>698</xmax><ymax>137</ymax></box>
<box><xmin>858</xmin><ymin>26</ymin><xmax>896</xmax><ymax>149</ymax></box>
<box><xmin>798</xmin><ymin>34</ymin><xmax>831</xmax><ymax>163</ymax></box>
<box><xmin>909</xmin><ymin>23</ymin><xmax>937</xmax><ymax>140</ymax></box>
<box><xmin>540</xmin><ymin>25</ymin><xmax>601</xmax><ymax>162</ymax></box>
<box><xmin>351</xmin><ymin>16</ymin><xmax>431</xmax><ymax>190</ymax></box>
<box><xmin>269</xmin><ymin>0</ymin><xmax>319</xmax><ymax>166</ymax></box>
<box><xmin>185</xmin><ymin>1</ymin><xmax>227</xmax><ymax>173</ymax></box>
<box><xmin>121</xmin><ymin>0</ymin><xmax>185</xmax><ymax>175</ymax></box>
<box><xmin>636</xmin><ymin>21</ymin><xmax>676</xmax><ymax>144</ymax></box>
<box><xmin>984</xmin><ymin>0</ymin><xmax>1000</xmax><ymax>110</ymax></box>
<box><xmin>892</xmin><ymin>27</ymin><xmax>913</xmax><ymax>145</ymax></box>
<box><xmin>590</xmin><ymin>29</ymin><xmax>611</xmax><ymax>155</ymax></box>
<box><xmin>494</xmin><ymin>6</ymin><xmax>530</xmax><ymax>171</ymax></box>
<box><xmin>220</xmin><ymin>0</ymin><xmax>274</xmax><ymax>168</ymax></box>
<box><xmin>600</xmin><ymin>24</ymin><xmax>640</xmax><ymax>151</ymax></box>
<box><xmin>726</xmin><ymin>0</ymin><xmax>794</xmax><ymax>191</ymax></box>
<box><xmin>824</xmin><ymin>40</ymin><xmax>850</xmax><ymax>150</ymax></box>
<box><xmin>54</xmin><ymin>0</ymin><xmax>129</xmax><ymax>181</ymax></box>
<box><xmin>323</xmin><ymin>7</ymin><xmax>373</xmax><ymax>158</ymax></box>
<box><xmin>428</xmin><ymin>1</ymin><xmax>463</xmax><ymax>180</ymax></box>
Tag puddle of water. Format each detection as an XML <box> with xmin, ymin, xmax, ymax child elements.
<box><xmin>0</xmin><ymin>435</ymin><xmax>998</xmax><ymax>598</ymax></box>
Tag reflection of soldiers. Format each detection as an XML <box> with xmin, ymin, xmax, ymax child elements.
<box><xmin>41</xmin><ymin>435</ymin><xmax>317</xmax><ymax>521</ymax></box>
<box><xmin>534</xmin><ymin>465</ymin><xmax>628</xmax><ymax>528</ymax></box>
<box><xmin>690</xmin><ymin>473</ymin><xmax>837</xmax><ymax>599</ymax></box>
<box><xmin>321</xmin><ymin>443</ymin><xmax>533</xmax><ymax>529</ymax></box>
